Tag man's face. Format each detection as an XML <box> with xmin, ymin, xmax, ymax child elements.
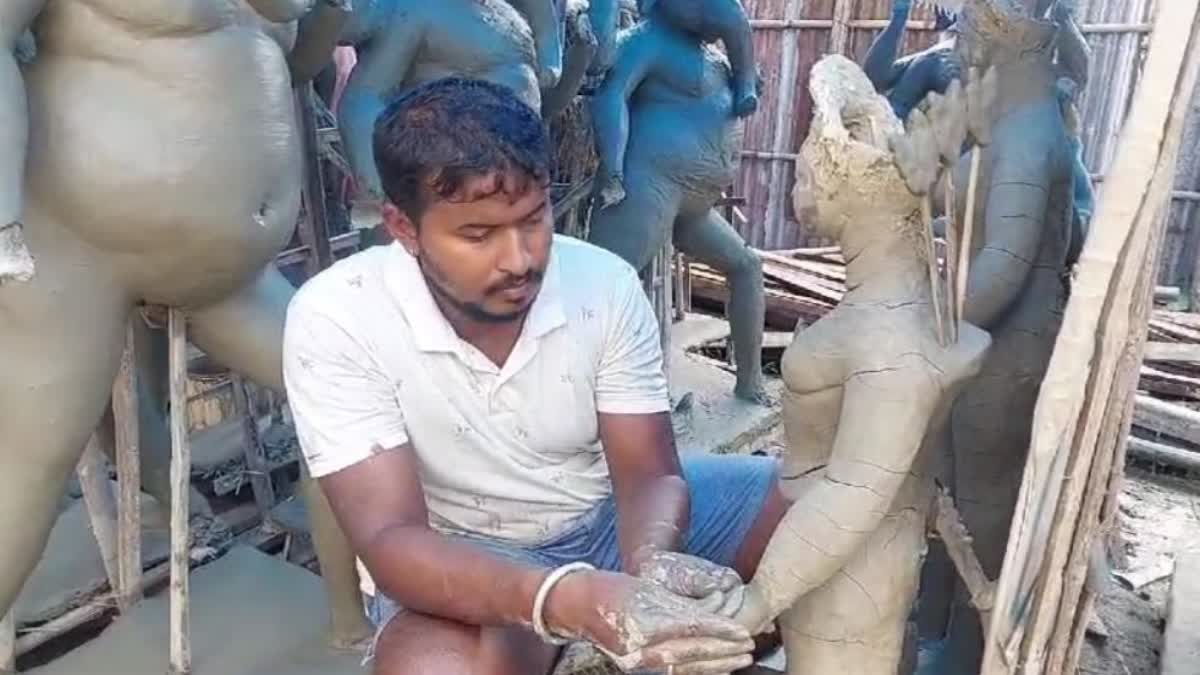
<box><xmin>384</xmin><ymin>171</ymin><xmax>553</xmax><ymax>324</ymax></box>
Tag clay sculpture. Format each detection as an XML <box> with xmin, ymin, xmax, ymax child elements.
<box><xmin>587</xmin><ymin>12</ymin><xmax>767</xmax><ymax>403</ymax></box>
<box><xmin>730</xmin><ymin>55</ymin><xmax>991</xmax><ymax>675</ymax></box>
<box><xmin>0</xmin><ymin>0</ymin><xmax>369</xmax><ymax>651</ymax></box>
<box><xmin>634</xmin><ymin>0</ymin><xmax>760</xmax><ymax>118</ymax></box>
<box><xmin>940</xmin><ymin>0</ymin><xmax>1078</xmax><ymax>667</ymax></box>
<box><xmin>863</xmin><ymin>0</ymin><xmax>962</xmax><ymax>121</ymax></box>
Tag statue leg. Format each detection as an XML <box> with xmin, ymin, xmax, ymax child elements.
<box><xmin>186</xmin><ymin>266</ymin><xmax>372</xmax><ymax>649</ymax></box>
<box><xmin>586</xmin><ymin>168</ymin><xmax>679</xmax><ymax>272</ymax></box>
<box><xmin>0</xmin><ymin>211</ymin><xmax>131</xmax><ymax>615</ymax></box>
<box><xmin>675</xmin><ymin>208</ymin><xmax>766</xmax><ymax>403</ymax></box>
<box><xmin>777</xmin><ymin>500</ymin><xmax>927</xmax><ymax>675</ymax></box>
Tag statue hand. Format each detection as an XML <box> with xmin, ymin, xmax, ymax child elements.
<box><xmin>1051</xmin><ymin>1</ymin><xmax>1073</xmax><ymax>23</ymax></box>
<box><xmin>0</xmin><ymin>221</ymin><xmax>36</xmax><ymax>285</ymax></box>
<box><xmin>597</xmin><ymin>173</ymin><xmax>626</xmax><ymax>209</ymax></box>
<box><xmin>730</xmin><ymin>583</ymin><xmax>774</xmax><ymax>637</ymax></box>
<box><xmin>892</xmin><ymin>0</ymin><xmax>913</xmax><ymax>18</ymax></box>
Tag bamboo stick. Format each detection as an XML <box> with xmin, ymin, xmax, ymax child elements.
<box><xmin>921</xmin><ymin>198</ymin><xmax>947</xmax><ymax>346</ymax></box>
<box><xmin>167</xmin><ymin>309</ymin><xmax>192</xmax><ymax>675</ymax></box>
<box><xmin>76</xmin><ymin>437</ymin><xmax>120</xmax><ymax>589</ymax></box>
<box><xmin>957</xmin><ymin>148</ymin><xmax>983</xmax><ymax>325</ymax></box>
<box><xmin>828</xmin><ymin>0</ymin><xmax>855</xmax><ymax>56</ymax></box>
<box><xmin>111</xmin><ymin>322</ymin><xmax>143</xmax><ymax>613</ymax></box>
<box><xmin>943</xmin><ymin>173</ymin><xmax>960</xmax><ymax>342</ymax></box>
<box><xmin>748</xmin><ymin>19</ymin><xmax>1153</xmax><ymax>34</ymax></box>
<box><xmin>935</xmin><ymin>490</ymin><xmax>995</xmax><ymax>624</ymax></box>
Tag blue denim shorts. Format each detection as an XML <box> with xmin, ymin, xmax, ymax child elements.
<box><xmin>363</xmin><ymin>453</ymin><xmax>780</xmax><ymax>662</ymax></box>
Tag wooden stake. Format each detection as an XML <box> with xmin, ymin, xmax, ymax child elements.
<box><xmin>943</xmin><ymin>172</ymin><xmax>960</xmax><ymax>343</ymax></box>
<box><xmin>0</xmin><ymin>609</ymin><xmax>13</xmax><ymax>672</ymax></box>
<box><xmin>76</xmin><ymin>436</ymin><xmax>120</xmax><ymax>589</ymax></box>
<box><xmin>956</xmin><ymin>147</ymin><xmax>982</xmax><ymax>326</ymax></box>
<box><xmin>231</xmin><ymin>375</ymin><xmax>276</xmax><ymax>515</ymax></box>
<box><xmin>167</xmin><ymin>309</ymin><xmax>192</xmax><ymax>675</ymax></box>
<box><xmin>111</xmin><ymin>321</ymin><xmax>143</xmax><ymax>612</ymax></box>
<box><xmin>921</xmin><ymin>197</ymin><xmax>947</xmax><ymax>346</ymax></box>
<box><xmin>935</xmin><ymin>490</ymin><xmax>996</xmax><ymax>625</ymax></box>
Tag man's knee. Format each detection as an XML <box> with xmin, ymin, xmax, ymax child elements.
<box><xmin>372</xmin><ymin>611</ymin><xmax>556</xmax><ymax>675</ymax></box>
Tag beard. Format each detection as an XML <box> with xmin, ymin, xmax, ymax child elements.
<box><xmin>417</xmin><ymin>254</ymin><xmax>544</xmax><ymax>324</ymax></box>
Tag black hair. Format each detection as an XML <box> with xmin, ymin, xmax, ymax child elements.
<box><xmin>372</xmin><ymin>77</ymin><xmax>552</xmax><ymax>222</ymax></box>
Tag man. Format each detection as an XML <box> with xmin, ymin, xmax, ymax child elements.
<box><xmin>282</xmin><ymin>77</ymin><xmax>789</xmax><ymax>675</ymax></box>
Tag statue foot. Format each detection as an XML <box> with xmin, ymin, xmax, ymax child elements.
<box><xmin>733</xmin><ymin>90</ymin><xmax>759</xmax><ymax>118</ymax></box>
<box><xmin>734</xmin><ymin>380</ymin><xmax>773</xmax><ymax>406</ymax></box>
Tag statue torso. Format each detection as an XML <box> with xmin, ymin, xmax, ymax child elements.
<box><xmin>402</xmin><ymin>0</ymin><xmax>540</xmax><ymax>109</ymax></box>
<box><xmin>23</xmin><ymin>0</ymin><xmax>302</xmax><ymax>306</ymax></box>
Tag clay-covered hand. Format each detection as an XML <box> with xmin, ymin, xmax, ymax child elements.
<box><xmin>596</xmin><ymin>172</ymin><xmax>627</xmax><ymax>209</ymax></box>
<box><xmin>637</xmin><ymin>551</ymin><xmax>746</xmax><ymax>617</ymax></box>
<box><xmin>552</xmin><ymin>570</ymin><xmax>757</xmax><ymax>674</ymax></box>
<box><xmin>0</xmin><ymin>221</ymin><xmax>36</xmax><ymax>284</ymax></box>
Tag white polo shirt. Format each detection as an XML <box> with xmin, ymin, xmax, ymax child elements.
<box><xmin>282</xmin><ymin>235</ymin><xmax>671</xmax><ymax>550</ymax></box>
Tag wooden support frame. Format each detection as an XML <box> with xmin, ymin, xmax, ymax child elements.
<box><xmin>167</xmin><ymin>309</ymin><xmax>192</xmax><ymax>675</ymax></box>
<box><xmin>111</xmin><ymin>321</ymin><xmax>143</xmax><ymax>613</ymax></box>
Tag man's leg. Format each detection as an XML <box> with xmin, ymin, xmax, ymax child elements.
<box><xmin>373</xmin><ymin>610</ymin><xmax>559</xmax><ymax>675</ymax></box>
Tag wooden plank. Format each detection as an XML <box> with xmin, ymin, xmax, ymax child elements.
<box><xmin>1144</xmin><ymin>341</ymin><xmax>1200</xmax><ymax>363</ymax></box>
<box><xmin>1140</xmin><ymin>366</ymin><xmax>1200</xmax><ymax>400</ymax></box>
<box><xmin>1132</xmin><ymin>395</ymin><xmax>1200</xmax><ymax>446</ymax></box>
<box><xmin>111</xmin><ymin>322</ymin><xmax>143</xmax><ymax>613</ymax></box>
<box><xmin>167</xmin><ymin>309</ymin><xmax>192</xmax><ymax>675</ymax></box>
<box><xmin>76</xmin><ymin>437</ymin><xmax>120</xmax><ymax>589</ymax></box>
<box><xmin>231</xmin><ymin>376</ymin><xmax>276</xmax><ymax>515</ymax></box>
<box><xmin>1162</xmin><ymin>550</ymin><xmax>1200</xmax><ymax>675</ymax></box>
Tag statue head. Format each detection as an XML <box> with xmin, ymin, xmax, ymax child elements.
<box><xmin>955</xmin><ymin>0</ymin><xmax>1057</xmax><ymax>68</ymax></box>
<box><xmin>795</xmin><ymin>56</ymin><xmax>922</xmax><ymax>245</ymax></box>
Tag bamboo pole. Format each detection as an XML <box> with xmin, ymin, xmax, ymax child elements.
<box><xmin>760</xmin><ymin>0</ymin><xmax>805</xmax><ymax>249</ymax></box>
<box><xmin>749</xmin><ymin>19</ymin><xmax>1153</xmax><ymax>33</ymax></box>
<box><xmin>980</xmin><ymin>2</ymin><xmax>1200</xmax><ymax>671</ymax></box>
<box><xmin>111</xmin><ymin>321</ymin><xmax>143</xmax><ymax>613</ymax></box>
<box><xmin>167</xmin><ymin>309</ymin><xmax>192</xmax><ymax>675</ymax></box>
<box><xmin>76</xmin><ymin>437</ymin><xmax>120</xmax><ymax>589</ymax></box>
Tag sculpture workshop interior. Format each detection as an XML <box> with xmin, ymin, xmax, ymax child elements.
<box><xmin>1</xmin><ymin>0</ymin><xmax>1199</xmax><ymax>673</ymax></box>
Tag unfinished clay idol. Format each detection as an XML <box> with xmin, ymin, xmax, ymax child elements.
<box><xmin>587</xmin><ymin>14</ymin><xmax>766</xmax><ymax>403</ymax></box>
<box><xmin>0</xmin><ymin>0</ymin><xmax>369</xmax><ymax>652</ymax></box>
<box><xmin>731</xmin><ymin>55</ymin><xmax>991</xmax><ymax>675</ymax></box>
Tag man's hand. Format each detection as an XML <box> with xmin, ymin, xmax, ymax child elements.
<box><xmin>636</xmin><ymin>551</ymin><xmax>745</xmax><ymax>618</ymax></box>
<box><xmin>547</xmin><ymin>570</ymin><xmax>756</xmax><ymax>674</ymax></box>
<box><xmin>730</xmin><ymin>583</ymin><xmax>774</xmax><ymax>637</ymax></box>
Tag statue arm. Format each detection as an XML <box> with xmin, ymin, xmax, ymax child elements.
<box><xmin>542</xmin><ymin>8</ymin><xmax>599</xmax><ymax>119</ymax></box>
<box><xmin>1</xmin><ymin>0</ymin><xmax>44</xmax><ymax>231</ymax></box>
<box><xmin>745</xmin><ymin>367</ymin><xmax>937</xmax><ymax>621</ymax></box>
<box><xmin>337</xmin><ymin>17</ymin><xmax>423</xmax><ymax>201</ymax></box>
<box><xmin>863</xmin><ymin>0</ymin><xmax>913</xmax><ymax>92</ymax></box>
<box><xmin>963</xmin><ymin>155</ymin><xmax>1050</xmax><ymax>328</ymax></box>
<box><xmin>589</xmin><ymin>31</ymin><xmax>655</xmax><ymax>185</ymax></box>
<box><xmin>1054</xmin><ymin>8</ymin><xmax>1091</xmax><ymax>89</ymax></box>
<box><xmin>246</xmin><ymin>0</ymin><xmax>316</xmax><ymax>24</ymax></box>
<box><xmin>288</xmin><ymin>0</ymin><xmax>352</xmax><ymax>86</ymax></box>
<box><xmin>588</xmin><ymin>0</ymin><xmax>620</xmax><ymax>74</ymax></box>
<box><xmin>507</xmin><ymin>0</ymin><xmax>564</xmax><ymax>89</ymax></box>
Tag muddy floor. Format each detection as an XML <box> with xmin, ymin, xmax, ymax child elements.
<box><xmin>1078</xmin><ymin>465</ymin><xmax>1200</xmax><ymax>675</ymax></box>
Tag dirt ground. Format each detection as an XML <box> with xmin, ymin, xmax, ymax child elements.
<box><xmin>1078</xmin><ymin>465</ymin><xmax>1200</xmax><ymax>675</ymax></box>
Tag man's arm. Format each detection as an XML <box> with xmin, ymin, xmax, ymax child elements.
<box><xmin>593</xmin><ymin>266</ymin><xmax>687</xmax><ymax>572</ymax></box>
<box><xmin>337</xmin><ymin>12</ymin><xmax>423</xmax><ymax>200</ymax></box>
<box><xmin>0</xmin><ymin>0</ymin><xmax>45</xmax><ymax>283</ymax></box>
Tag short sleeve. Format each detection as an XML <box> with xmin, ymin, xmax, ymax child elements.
<box><xmin>594</xmin><ymin>267</ymin><xmax>671</xmax><ymax>415</ymax></box>
<box><xmin>282</xmin><ymin>297</ymin><xmax>410</xmax><ymax>477</ymax></box>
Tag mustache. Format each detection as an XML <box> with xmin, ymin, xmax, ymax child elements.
<box><xmin>485</xmin><ymin>268</ymin><xmax>545</xmax><ymax>295</ymax></box>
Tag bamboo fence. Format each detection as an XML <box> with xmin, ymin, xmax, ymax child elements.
<box><xmin>735</xmin><ymin>0</ymin><xmax>1198</xmax><ymax>302</ymax></box>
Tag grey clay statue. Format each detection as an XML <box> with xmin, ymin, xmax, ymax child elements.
<box><xmin>937</xmin><ymin>1</ymin><xmax>1080</xmax><ymax>668</ymax></box>
<box><xmin>588</xmin><ymin>13</ymin><xmax>766</xmax><ymax>403</ymax></box>
<box><xmin>1</xmin><ymin>0</ymin><xmax>371</xmax><ymax>652</ymax></box>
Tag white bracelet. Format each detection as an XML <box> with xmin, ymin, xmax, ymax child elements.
<box><xmin>532</xmin><ymin>561</ymin><xmax>596</xmax><ymax>645</ymax></box>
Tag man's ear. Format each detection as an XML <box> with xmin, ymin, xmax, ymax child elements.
<box><xmin>381</xmin><ymin>203</ymin><xmax>419</xmax><ymax>255</ymax></box>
